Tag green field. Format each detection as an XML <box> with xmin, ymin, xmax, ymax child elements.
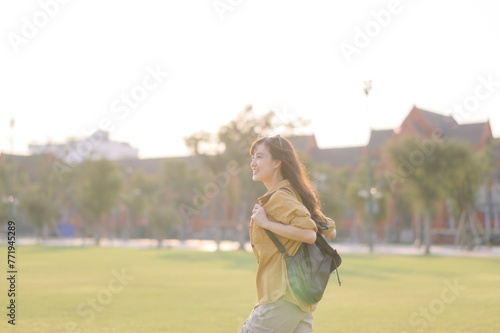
<box><xmin>0</xmin><ymin>246</ymin><xmax>498</xmax><ymax>333</ymax></box>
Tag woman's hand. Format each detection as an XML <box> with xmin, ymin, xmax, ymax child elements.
<box><xmin>251</xmin><ymin>204</ymin><xmax>269</xmax><ymax>228</ymax></box>
<box><xmin>323</xmin><ymin>228</ymin><xmax>337</xmax><ymax>240</ymax></box>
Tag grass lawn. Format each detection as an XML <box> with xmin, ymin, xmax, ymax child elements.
<box><xmin>0</xmin><ymin>245</ymin><xmax>498</xmax><ymax>333</ymax></box>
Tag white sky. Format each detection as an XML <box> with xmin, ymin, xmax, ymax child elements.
<box><xmin>1</xmin><ymin>0</ymin><xmax>500</xmax><ymax>158</ymax></box>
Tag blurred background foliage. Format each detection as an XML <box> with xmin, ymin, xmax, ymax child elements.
<box><xmin>0</xmin><ymin>106</ymin><xmax>497</xmax><ymax>253</ymax></box>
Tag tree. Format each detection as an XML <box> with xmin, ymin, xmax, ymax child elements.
<box><xmin>381</xmin><ymin>181</ymin><xmax>413</xmax><ymax>244</ymax></box>
<box><xmin>19</xmin><ymin>184</ymin><xmax>59</xmax><ymax>242</ymax></box>
<box><xmin>146</xmin><ymin>186</ymin><xmax>179</xmax><ymax>249</ymax></box>
<box><xmin>445</xmin><ymin>144</ymin><xmax>489</xmax><ymax>249</ymax></box>
<box><xmin>159</xmin><ymin>158</ymin><xmax>204</xmax><ymax>245</ymax></box>
<box><xmin>0</xmin><ymin>157</ymin><xmax>13</xmax><ymax>223</ymax></box>
<box><xmin>385</xmin><ymin>136</ymin><xmax>482</xmax><ymax>254</ymax></box>
<box><xmin>17</xmin><ymin>154</ymin><xmax>64</xmax><ymax>240</ymax></box>
<box><xmin>121</xmin><ymin>169</ymin><xmax>151</xmax><ymax>240</ymax></box>
<box><xmin>343</xmin><ymin>156</ymin><xmax>386</xmax><ymax>249</ymax></box>
<box><xmin>74</xmin><ymin>159</ymin><xmax>123</xmax><ymax>245</ymax></box>
<box><xmin>312</xmin><ymin>164</ymin><xmax>353</xmax><ymax>228</ymax></box>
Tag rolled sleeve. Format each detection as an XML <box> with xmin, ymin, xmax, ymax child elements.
<box><xmin>264</xmin><ymin>189</ymin><xmax>318</xmax><ymax>232</ymax></box>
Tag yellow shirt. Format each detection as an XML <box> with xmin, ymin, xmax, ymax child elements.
<box><xmin>249</xmin><ymin>179</ymin><xmax>336</xmax><ymax>313</ymax></box>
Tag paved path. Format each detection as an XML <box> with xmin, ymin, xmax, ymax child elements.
<box><xmin>7</xmin><ymin>237</ymin><xmax>500</xmax><ymax>258</ymax></box>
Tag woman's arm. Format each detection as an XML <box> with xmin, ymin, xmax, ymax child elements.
<box><xmin>263</xmin><ymin>220</ymin><xmax>317</xmax><ymax>244</ymax></box>
<box><xmin>251</xmin><ymin>204</ymin><xmax>316</xmax><ymax>244</ymax></box>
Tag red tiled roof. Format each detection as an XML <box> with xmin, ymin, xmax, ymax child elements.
<box><xmin>449</xmin><ymin>122</ymin><xmax>491</xmax><ymax>146</ymax></box>
<box><xmin>367</xmin><ymin>129</ymin><xmax>395</xmax><ymax>151</ymax></box>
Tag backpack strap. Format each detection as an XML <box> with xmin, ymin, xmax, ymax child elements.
<box><xmin>261</xmin><ymin>187</ymin><xmax>294</xmax><ymax>256</ymax></box>
<box><xmin>264</xmin><ymin>229</ymin><xmax>288</xmax><ymax>255</ymax></box>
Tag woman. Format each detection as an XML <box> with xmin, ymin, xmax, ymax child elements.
<box><xmin>240</xmin><ymin>135</ymin><xmax>337</xmax><ymax>333</ymax></box>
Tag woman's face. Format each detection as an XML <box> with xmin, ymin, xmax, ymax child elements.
<box><xmin>250</xmin><ymin>143</ymin><xmax>278</xmax><ymax>183</ymax></box>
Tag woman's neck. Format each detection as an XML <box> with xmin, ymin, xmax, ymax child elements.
<box><xmin>264</xmin><ymin>173</ymin><xmax>284</xmax><ymax>191</ymax></box>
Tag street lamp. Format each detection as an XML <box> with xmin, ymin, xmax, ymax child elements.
<box><xmin>362</xmin><ymin>80</ymin><xmax>379</xmax><ymax>253</ymax></box>
<box><xmin>7</xmin><ymin>118</ymin><xmax>16</xmax><ymax>220</ymax></box>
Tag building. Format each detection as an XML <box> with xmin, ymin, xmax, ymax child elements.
<box><xmin>29</xmin><ymin>130</ymin><xmax>139</xmax><ymax>163</ymax></box>
<box><xmin>297</xmin><ymin>106</ymin><xmax>496</xmax><ymax>244</ymax></box>
<box><xmin>111</xmin><ymin>106</ymin><xmax>498</xmax><ymax>243</ymax></box>
<box><xmin>17</xmin><ymin>106</ymin><xmax>499</xmax><ymax>243</ymax></box>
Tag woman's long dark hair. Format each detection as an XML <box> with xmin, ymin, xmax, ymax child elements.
<box><xmin>250</xmin><ymin>135</ymin><xmax>322</xmax><ymax>221</ymax></box>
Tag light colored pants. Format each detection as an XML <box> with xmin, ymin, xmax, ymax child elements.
<box><xmin>240</xmin><ymin>299</ymin><xmax>313</xmax><ymax>333</ymax></box>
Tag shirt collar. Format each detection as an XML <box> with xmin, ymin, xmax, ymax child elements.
<box><xmin>258</xmin><ymin>179</ymin><xmax>290</xmax><ymax>204</ymax></box>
